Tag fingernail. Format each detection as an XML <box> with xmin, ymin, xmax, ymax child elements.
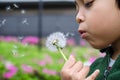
<box><xmin>96</xmin><ymin>69</ymin><xmax>100</xmax><ymax>73</ymax></box>
<box><xmin>69</xmin><ymin>55</ymin><xmax>74</xmax><ymax>60</ymax></box>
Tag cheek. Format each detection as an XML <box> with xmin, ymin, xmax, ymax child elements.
<box><xmin>85</xmin><ymin>12</ymin><xmax>120</xmax><ymax>48</ymax></box>
<box><xmin>86</xmin><ymin>1</ymin><xmax>119</xmax><ymax>35</ymax></box>
<box><xmin>84</xmin><ymin>0</ymin><xmax>120</xmax><ymax>48</ymax></box>
<box><xmin>87</xmin><ymin>9</ymin><xmax>119</xmax><ymax>38</ymax></box>
<box><xmin>87</xmin><ymin>14</ymin><xmax>108</xmax><ymax>37</ymax></box>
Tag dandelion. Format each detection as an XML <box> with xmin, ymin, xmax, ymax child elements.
<box><xmin>46</xmin><ymin>32</ymin><xmax>67</xmax><ymax>61</ymax></box>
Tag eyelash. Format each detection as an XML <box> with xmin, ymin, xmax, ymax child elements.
<box><xmin>84</xmin><ymin>0</ymin><xmax>94</xmax><ymax>8</ymax></box>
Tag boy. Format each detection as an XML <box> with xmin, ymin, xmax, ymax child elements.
<box><xmin>60</xmin><ymin>0</ymin><xmax>120</xmax><ymax>80</ymax></box>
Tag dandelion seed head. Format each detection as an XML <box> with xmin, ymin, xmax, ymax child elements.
<box><xmin>46</xmin><ymin>32</ymin><xmax>66</xmax><ymax>52</ymax></box>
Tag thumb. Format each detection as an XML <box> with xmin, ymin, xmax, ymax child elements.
<box><xmin>86</xmin><ymin>69</ymin><xmax>100</xmax><ymax>80</ymax></box>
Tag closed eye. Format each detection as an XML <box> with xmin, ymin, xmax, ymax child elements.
<box><xmin>84</xmin><ymin>0</ymin><xmax>94</xmax><ymax>8</ymax></box>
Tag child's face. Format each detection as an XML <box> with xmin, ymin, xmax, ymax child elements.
<box><xmin>76</xmin><ymin>0</ymin><xmax>120</xmax><ymax>49</ymax></box>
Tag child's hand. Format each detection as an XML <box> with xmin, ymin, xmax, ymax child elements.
<box><xmin>60</xmin><ymin>55</ymin><xmax>100</xmax><ymax>80</ymax></box>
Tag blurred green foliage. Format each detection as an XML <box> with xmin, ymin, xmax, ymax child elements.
<box><xmin>0</xmin><ymin>41</ymin><xmax>99</xmax><ymax>80</ymax></box>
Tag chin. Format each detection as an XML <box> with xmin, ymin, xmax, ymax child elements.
<box><xmin>89</xmin><ymin>42</ymin><xmax>109</xmax><ymax>49</ymax></box>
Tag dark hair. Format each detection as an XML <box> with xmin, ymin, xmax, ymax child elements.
<box><xmin>116</xmin><ymin>0</ymin><xmax>120</xmax><ymax>8</ymax></box>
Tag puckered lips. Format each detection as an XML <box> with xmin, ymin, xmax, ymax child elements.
<box><xmin>78</xmin><ymin>29</ymin><xmax>87</xmax><ymax>39</ymax></box>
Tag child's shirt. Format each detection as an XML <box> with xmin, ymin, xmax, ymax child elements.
<box><xmin>88</xmin><ymin>47</ymin><xmax>120</xmax><ymax>80</ymax></box>
<box><xmin>109</xmin><ymin>58</ymin><xmax>115</xmax><ymax>69</ymax></box>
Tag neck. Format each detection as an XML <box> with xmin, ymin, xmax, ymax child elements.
<box><xmin>112</xmin><ymin>38</ymin><xmax>120</xmax><ymax>60</ymax></box>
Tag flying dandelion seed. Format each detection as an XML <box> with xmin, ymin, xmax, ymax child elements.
<box><xmin>20</xmin><ymin>54</ymin><xmax>25</xmax><ymax>57</ymax></box>
<box><xmin>6</xmin><ymin>6</ymin><xmax>11</xmax><ymax>11</ymax></box>
<box><xmin>22</xmin><ymin>18</ymin><xmax>29</xmax><ymax>25</ymax></box>
<box><xmin>12</xmin><ymin>49</ymin><xmax>18</xmax><ymax>56</ymax></box>
<box><xmin>0</xmin><ymin>19</ymin><xmax>6</xmax><ymax>27</ymax></box>
<box><xmin>13</xmin><ymin>45</ymin><xmax>18</xmax><ymax>49</ymax></box>
<box><xmin>12</xmin><ymin>48</ymin><xmax>25</xmax><ymax>58</ymax></box>
<box><xmin>18</xmin><ymin>36</ymin><xmax>24</xmax><ymax>42</ymax></box>
<box><xmin>46</xmin><ymin>32</ymin><xmax>67</xmax><ymax>61</ymax></box>
<box><xmin>13</xmin><ymin>4</ymin><xmax>19</xmax><ymax>8</ymax></box>
<box><xmin>66</xmin><ymin>32</ymin><xmax>75</xmax><ymax>37</ymax></box>
<box><xmin>21</xmin><ymin>9</ymin><xmax>26</xmax><ymax>14</ymax></box>
<box><xmin>2</xmin><ymin>19</ymin><xmax>6</xmax><ymax>25</ymax></box>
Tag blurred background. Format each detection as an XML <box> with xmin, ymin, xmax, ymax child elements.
<box><xmin>0</xmin><ymin>0</ymin><xmax>79</xmax><ymax>41</ymax></box>
<box><xmin>0</xmin><ymin>0</ymin><xmax>103</xmax><ymax>80</ymax></box>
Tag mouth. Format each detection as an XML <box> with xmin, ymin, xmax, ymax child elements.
<box><xmin>79</xmin><ymin>30</ymin><xmax>87</xmax><ymax>39</ymax></box>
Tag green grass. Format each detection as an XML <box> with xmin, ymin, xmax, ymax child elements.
<box><xmin>0</xmin><ymin>41</ymin><xmax>99</xmax><ymax>80</ymax></box>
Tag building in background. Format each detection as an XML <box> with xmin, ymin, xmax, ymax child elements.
<box><xmin>0</xmin><ymin>0</ymin><xmax>80</xmax><ymax>43</ymax></box>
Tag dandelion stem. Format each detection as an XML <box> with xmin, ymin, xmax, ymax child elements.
<box><xmin>52</xmin><ymin>40</ymin><xmax>67</xmax><ymax>61</ymax></box>
<box><xmin>57</xmin><ymin>47</ymin><xmax>67</xmax><ymax>61</ymax></box>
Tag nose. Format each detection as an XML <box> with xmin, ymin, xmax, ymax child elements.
<box><xmin>76</xmin><ymin>9</ymin><xmax>85</xmax><ymax>23</ymax></box>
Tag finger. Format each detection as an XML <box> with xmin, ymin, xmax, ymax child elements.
<box><xmin>63</xmin><ymin>55</ymin><xmax>76</xmax><ymax>69</ymax></box>
<box><xmin>86</xmin><ymin>69</ymin><xmax>100</xmax><ymax>80</ymax></box>
<box><xmin>70</xmin><ymin>61</ymin><xmax>83</xmax><ymax>72</ymax></box>
<box><xmin>78</xmin><ymin>66</ymin><xmax>90</xmax><ymax>78</ymax></box>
